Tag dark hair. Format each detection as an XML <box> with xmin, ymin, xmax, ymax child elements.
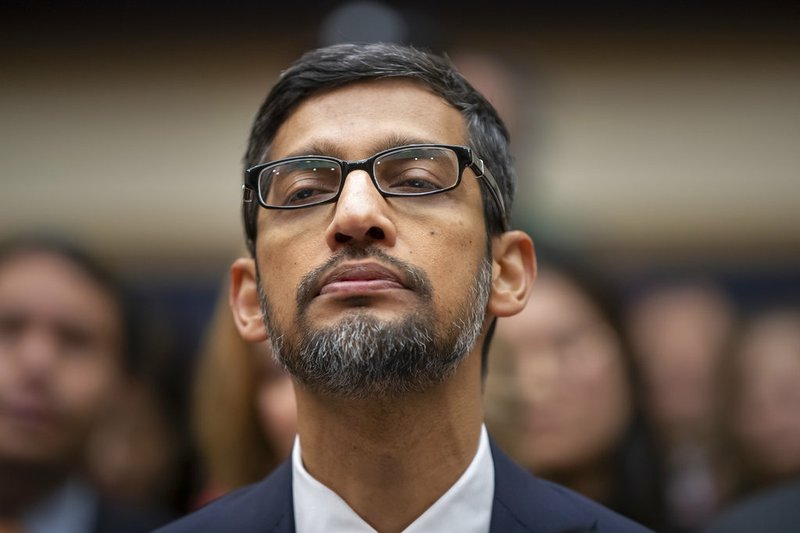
<box><xmin>0</xmin><ymin>235</ymin><xmax>135</xmax><ymax>373</ymax></box>
<box><xmin>242</xmin><ymin>42</ymin><xmax>515</xmax><ymax>254</ymax></box>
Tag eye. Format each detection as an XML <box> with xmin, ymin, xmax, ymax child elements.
<box><xmin>389</xmin><ymin>173</ymin><xmax>441</xmax><ymax>193</ymax></box>
<box><xmin>0</xmin><ymin>311</ymin><xmax>25</xmax><ymax>344</ymax></box>
<box><xmin>59</xmin><ymin>326</ymin><xmax>96</xmax><ymax>355</ymax></box>
<box><xmin>375</xmin><ymin>148</ymin><xmax>458</xmax><ymax>194</ymax></box>
<box><xmin>285</xmin><ymin>186</ymin><xmax>330</xmax><ymax>205</ymax></box>
<box><xmin>265</xmin><ymin>162</ymin><xmax>340</xmax><ymax>206</ymax></box>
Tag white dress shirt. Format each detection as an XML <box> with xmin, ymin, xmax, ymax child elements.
<box><xmin>293</xmin><ymin>424</ymin><xmax>495</xmax><ymax>533</ymax></box>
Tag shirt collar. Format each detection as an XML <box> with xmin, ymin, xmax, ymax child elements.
<box><xmin>292</xmin><ymin>424</ymin><xmax>494</xmax><ymax>533</ymax></box>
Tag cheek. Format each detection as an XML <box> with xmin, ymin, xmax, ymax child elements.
<box><xmin>260</xmin><ymin>260</ymin><xmax>297</xmax><ymax>316</ymax></box>
<box><xmin>257</xmin><ymin>234</ymin><xmax>319</xmax><ymax>324</ymax></box>
<box><xmin>419</xmin><ymin>228</ymin><xmax>486</xmax><ymax>310</ymax></box>
<box><xmin>573</xmin><ymin>350</ymin><xmax>632</xmax><ymax>421</ymax></box>
<box><xmin>0</xmin><ymin>355</ymin><xmax>15</xmax><ymax>389</ymax></box>
<box><xmin>59</xmin><ymin>355</ymin><xmax>118</xmax><ymax>421</ymax></box>
<box><xmin>517</xmin><ymin>349</ymin><xmax>631</xmax><ymax>438</ymax></box>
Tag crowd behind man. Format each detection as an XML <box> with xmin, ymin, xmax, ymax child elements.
<box><xmin>4</xmin><ymin>233</ymin><xmax>797</xmax><ymax>532</ymax></box>
<box><xmin>2</xmin><ymin>41</ymin><xmax>799</xmax><ymax>532</ymax></box>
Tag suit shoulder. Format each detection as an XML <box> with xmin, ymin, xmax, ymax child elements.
<box><xmin>156</xmin><ymin>461</ymin><xmax>293</xmax><ymax>533</ymax></box>
<box><xmin>705</xmin><ymin>479</ymin><xmax>800</xmax><ymax>533</ymax></box>
<box><xmin>535</xmin><ymin>477</ymin><xmax>652</xmax><ymax>532</ymax></box>
<box><xmin>93</xmin><ymin>500</ymin><xmax>174</xmax><ymax>533</ymax></box>
<box><xmin>490</xmin><ymin>440</ymin><xmax>651</xmax><ymax>532</ymax></box>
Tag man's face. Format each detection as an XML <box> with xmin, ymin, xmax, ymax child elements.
<box><xmin>0</xmin><ymin>252</ymin><xmax>122</xmax><ymax>468</ymax></box>
<box><xmin>252</xmin><ymin>79</ymin><xmax>492</xmax><ymax>396</ymax></box>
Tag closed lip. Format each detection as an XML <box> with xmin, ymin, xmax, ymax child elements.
<box><xmin>317</xmin><ymin>262</ymin><xmax>407</xmax><ymax>296</ymax></box>
<box><xmin>3</xmin><ymin>395</ymin><xmax>58</xmax><ymax>427</ymax></box>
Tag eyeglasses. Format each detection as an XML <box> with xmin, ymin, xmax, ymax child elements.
<box><xmin>244</xmin><ymin>144</ymin><xmax>508</xmax><ymax>230</ymax></box>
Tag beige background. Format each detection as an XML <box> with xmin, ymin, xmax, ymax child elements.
<box><xmin>2</xmin><ymin>6</ymin><xmax>798</xmax><ymax>274</ymax></box>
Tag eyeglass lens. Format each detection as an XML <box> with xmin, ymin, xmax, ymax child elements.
<box><xmin>259</xmin><ymin>146</ymin><xmax>460</xmax><ymax>208</ymax></box>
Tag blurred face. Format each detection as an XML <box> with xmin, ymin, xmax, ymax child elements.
<box><xmin>253</xmin><ymin>79</ymin><xmax>492</xmax><ymax>397</ymax></box>
<box><xmin>734</xmin><ymin>314</ymin><xmax>800</xmax><ymax>481</ymax></box>
<box><xmin>0</xmin><ymin>252</ymin><xmax>122</xmax><ymax>468</ymax></box>
<box><xmin>85</xmin><ymin>380</ymin><xmax>177</xmax><ymax>504</ymax></box>
<box><xmin>629</xmin><ymin>286</ymin><xmax>733</xmax><ymax>438</ymax></box>
<box><xmin>494</xmin><ymin>271</ymin><xmax>632</xmax><ymax>474</ymax></box>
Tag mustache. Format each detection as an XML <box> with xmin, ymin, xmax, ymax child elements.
<box><xmin>296</xmin><ymin>246</ymin><xmax>433</xmax><ymax>311</ymax></box>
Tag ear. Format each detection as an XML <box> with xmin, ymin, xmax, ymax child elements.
<box><xmin>229</xmin><ymin>257</ymin><xmax>269</xmax><ymax>342</ymax></box>
<box><xmin>487</xmin><ymin>230</ymin><xmax>536</xmax><ymax>318</ymax></box>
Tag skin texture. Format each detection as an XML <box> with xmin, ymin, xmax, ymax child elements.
<box><xmin>0</xmin><ymin>252</ymin><xmax>122</xmax><ymax>513</ymax></box>
<box><xmin>230</xmin><ymin>78</ymin><xmax>535</xmax><ymax>532</ymax></box>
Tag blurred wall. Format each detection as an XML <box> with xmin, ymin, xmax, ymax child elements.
<box><xmin>1</xmin><ymin>33</ymin><xmax>301</xmax><ymax>273</ymax></box>
<box><xmin>516</xmin><ymin>36</ymin><xmax>800</xmax><ymax>256</ymax></box>
<box><xmin>1</xmin><ymin>2</ymin><xmax>798</xmax><ymax>272</ymax></box>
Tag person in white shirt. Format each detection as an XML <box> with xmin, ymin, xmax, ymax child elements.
<box><xmin>160</xmin><ymin>42</ymin><xmax>648</xmax><ymax>533</ymax></box>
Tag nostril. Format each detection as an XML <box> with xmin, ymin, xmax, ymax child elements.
<box><xmin>368</xmin><ymin>227</ymin><xmax>385</xmax><ymax>239</ymax></box>
<box><xmin>335</xmin><ymin>232</ymin><xmax>352</xmax><ymax>243</ymax></box>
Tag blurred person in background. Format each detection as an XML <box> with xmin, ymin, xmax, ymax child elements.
<box><xmin>485</xmin><ymin>246</ymin><xmax>664</xmax><ymax>529</ymax></box>
<box><xmin>84</xmin><ymin>364</ymin><xmax>184</xmax><ymax>515</ymax></box>
<box><xmin>192</xmin><ymin>280</ymin><xmax>296</xmax><ymax>507</ymax></box>
<box><xmin>627</xmin><ymin>278</ymin><xmax>737</xmax><ymax>531</ymax></box>
<box><xmin>84</xmin><ymin>282</ymin><xmax>190</xmax><ymax>516</ymax></box>
<box><xmin>705</xmin><ymin>306</ymin><xmax>800</xmax><ymax>532</ymax></box>
<box><xmin>0</xmin><ymin>237</ymin><xmax>171</xmax><ymax>533</ymax></box>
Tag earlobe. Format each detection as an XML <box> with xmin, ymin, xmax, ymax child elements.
<box><xmin>229</xmin><ymin>257</ymin><xmax>269</xmax><ymax>342</ymax></box>
<box><xmin>487</xmin><ymin>231</ymin><xmax>537</xmax><ymax>317</ymax></box>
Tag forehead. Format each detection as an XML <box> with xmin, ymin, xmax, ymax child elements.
<box><xmin>0</xmin><ymin>252</ymin><xmax>122</xmax><ymax>333</ymax></box>
<box><xmin>269</xmin><ymin>78</ymin><xmax>468</xmax><ymax>160</ymax></box>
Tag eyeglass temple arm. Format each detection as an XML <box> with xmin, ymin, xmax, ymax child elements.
<box><xmin>242</xmin><ymin>184</ymin><xmax>254</xmax><ymax>203</ymax></box>
<box><xmin>470</xmin><ymin>158</ymin><xmax>509</xmax><ymax>232</ymax></box>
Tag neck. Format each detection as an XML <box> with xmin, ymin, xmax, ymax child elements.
<box><xmin>0</xmin><ymin>460</ymin><xmax>71</xmax><ymax>517</ymax></box>
<box><xmin>295</xmin><ymin>352</ymin><xmax>484</xmax><ymax>533</ymax></box>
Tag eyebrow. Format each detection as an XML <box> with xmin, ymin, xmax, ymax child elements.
<box><xmin>279</xmin><ymin>134</ymin><xmax>443</xmax><ymax>161</ymax></box>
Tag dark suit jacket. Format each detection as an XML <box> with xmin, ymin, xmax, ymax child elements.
<box><xmin>93</xmin><ymin>500</ymin><xmax>173</xmax><ymax>533</ymax></box>
<box><xmin>159</xmin><ymin>439</ymin><xmax>649</xmax><ymax>532</ymax></box>
<box><xmin>704</xmin><ymin>478</ymin><xmax>800</xmax><ymax>533</ymax></box>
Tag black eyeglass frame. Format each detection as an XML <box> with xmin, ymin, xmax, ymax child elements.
<box><xmin>243</xmin><ymin>143</ymin><xmax>509</xmax><ymax>231</ymax></box>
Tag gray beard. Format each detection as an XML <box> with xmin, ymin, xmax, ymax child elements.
<box><xmin>257</xmin><ymin>246</ymin><xmax>493</xmax><ymax>399</ymax></box>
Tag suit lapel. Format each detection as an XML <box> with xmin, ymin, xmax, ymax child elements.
<box><xmin>220</xmin><ymin>459</ymin><xmax>295</xmax><ymax>532</ymax></box>
<box><xmin>261</xmin><ymin>460</ymin><xmax>295</xmax><ymax>533</ymax></box>
<box><xmin>489</xmin><ymin>438</ymin><xmax>598</xmax><ymax>533</ymax></box>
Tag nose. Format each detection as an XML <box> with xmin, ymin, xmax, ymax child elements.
<box><xmin>324</xmin><ymin>170</ymin><xmax>397</xmax><ymax>250</ymax></box>
<box><xmin>16</xmin><ymin>326</ymin><xmax>59</xmax><ymax>380</ymax></box>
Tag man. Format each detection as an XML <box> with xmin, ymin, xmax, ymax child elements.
<box><xmin>0</xmin><ymin>238</ymin><xmax>170</xmax><ymax>533</ymax></box>
<box><xmin>163</xmin><ymin>43</ymin><xmax>647</xmax><ymax>532</ymax></box>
